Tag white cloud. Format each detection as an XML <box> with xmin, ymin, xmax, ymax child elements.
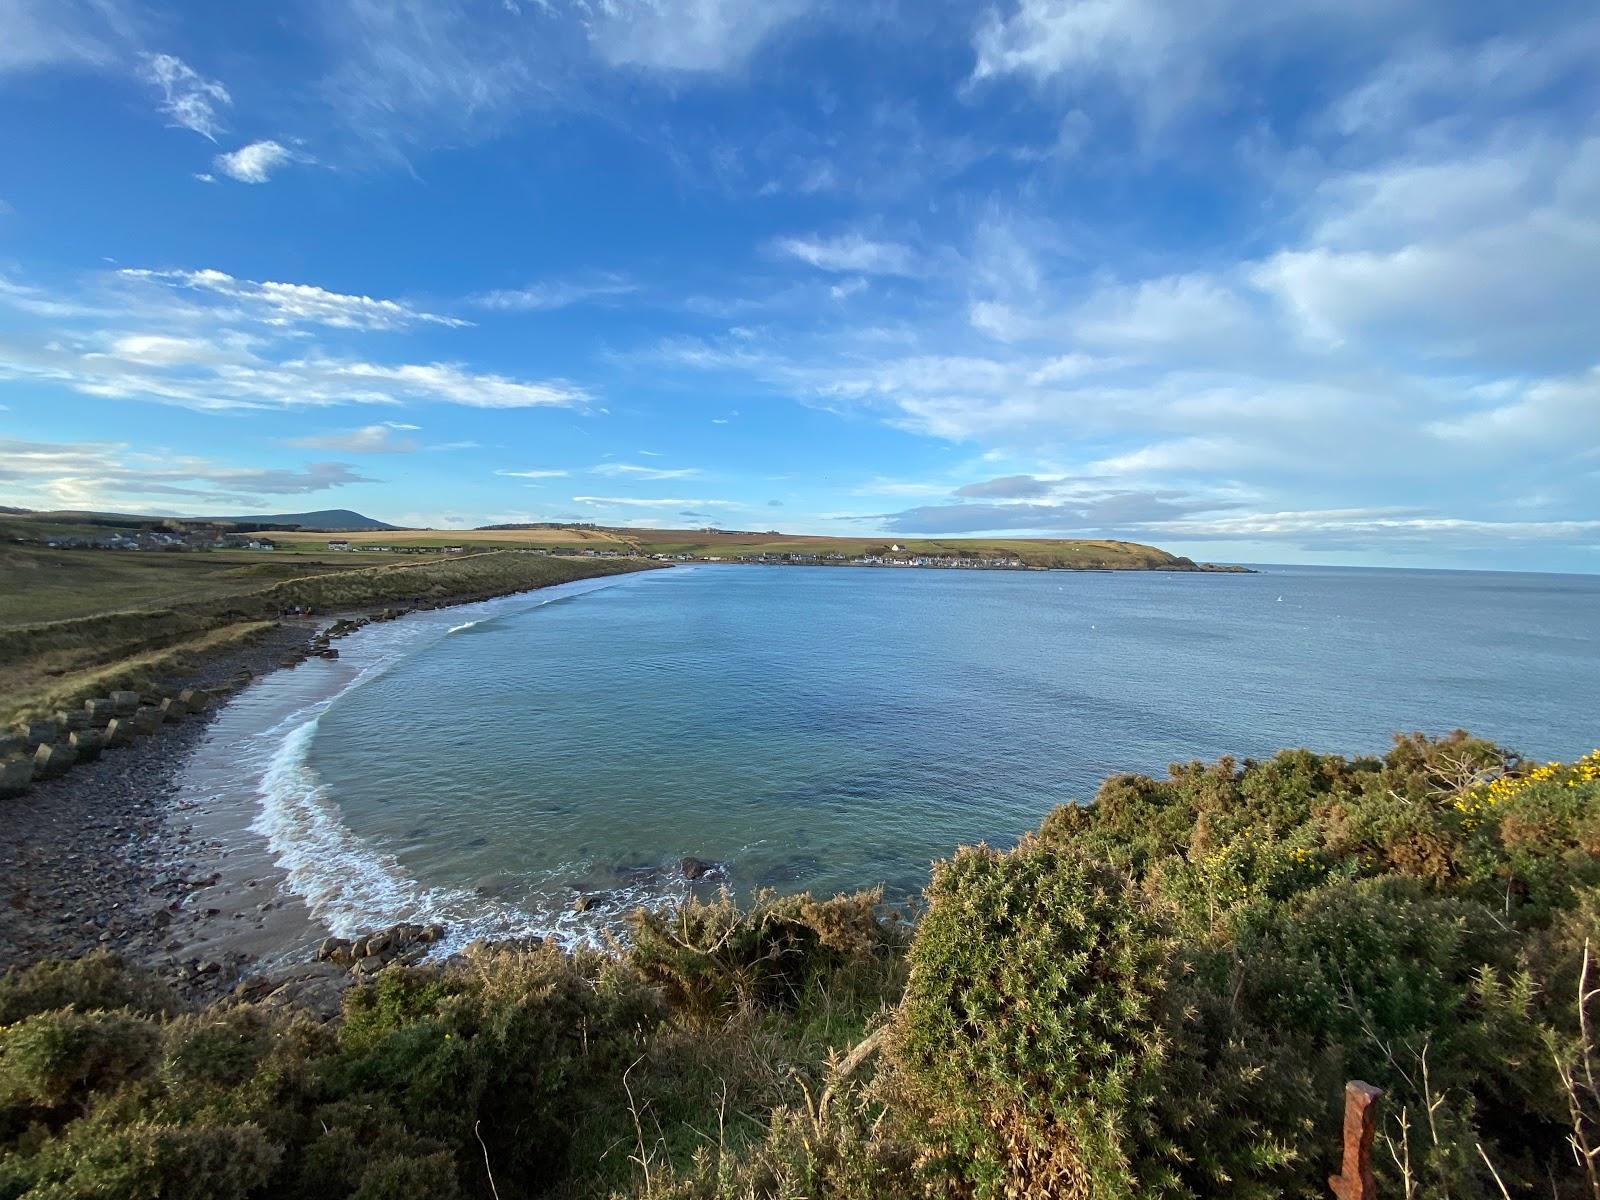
<box><xmin>572</xmin><ymin>495</ymin><xmax>739</xmax><ymax>507</ymax></box>
<box><xmin>590</xmin><ymin>462</ymin><xmax>699</xmax><ymax>480</ymax></box>
<box><xmin>213</xmin><ymin>140</ymin><xmax>299</xmax><ymax>184</ymax></box>
<box><xmin>773</xmin><ymin>233</ymin><xmax>918</xmax><ymax>276</ymax></box>
<box><xmin>496</xmin><ymin>468</ymin><xmax>570</xmax><ymax>478</ymax></box>
<box><xmin>139</xmin><ymin>52</ymin><xmax>230</xmax><ymax>140</ymax></box>
<box><xmin>285</xmin><ymin>424</ymin><xmax>421</xmax><ymax>453</ymax></box>
<box><xmin>0</xmin><ymin>0</ymin><xmax>129</xmax><ymax>74</ymax></box>
<box><xmin>473</xmin><ymin>275</ymin><xmax>636</xmax><ymax>310</ymax></box>
<box><xmin>0</xmin><ymin>436</ymin><xmax>373</xmax><ymax>510</ymax></box>
<box><xmin>121</xmin><ymin>267</ymin><xmax>469</xmax><ymax>330</ymax></box>
<box><xmin>585</xmin><ymin>0</ymin><xmax>810</xmax><ymax>72</ymax></box>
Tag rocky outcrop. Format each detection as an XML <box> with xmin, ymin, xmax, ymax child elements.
<box><xmin>315</xmin><ymin>921</ymin><xmax>446</xmax><ymax>971</ymax></box>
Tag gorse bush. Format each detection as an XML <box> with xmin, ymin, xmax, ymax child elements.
<box><xmin>1</xmin><ymin>734</ymin><xmax>1596</xmax><ymax>1200</ymax></box>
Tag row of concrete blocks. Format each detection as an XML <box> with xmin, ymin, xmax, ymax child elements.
<box><xmin>0</xmin><ymin>687</ymin><xmax>212</xmax><ymax>799</ymax></box>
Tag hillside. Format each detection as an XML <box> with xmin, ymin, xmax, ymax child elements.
<box><xmin>266</xmin><ymin>523</ymin><xmax>1245</xmax><ymax>571</ymax></box>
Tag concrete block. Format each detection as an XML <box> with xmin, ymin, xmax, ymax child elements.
<box><xmin>0</xmin><ymin>733</ymin><xmax>24</xmax><ymax>759</ymax></box>
<box><xmin>33</xmin><ymin>742</ymin><xmax>77</xmax><ymax>779</ymax></box>
<box><xmin>23</xmin><ymin>720</ymin><xmax>61</xmax><ymax>748</ymax></box>
<box><xmin>84</xmin><ymin>698</ymin><xmax>115</xmax><ymax>725</ymax></box>
<box><xmin>158</xmin><ymin>697</ymin><xmax>187</xmax><ymax>723</ymax></box>
<box><xmin>103</xmin><ymin>719</ymin><xmax>132</xmax><ymax>747</ymax></box>
<box><xmin>56</xmin><ymin>709</ymin><xmax>91</xmax><ymax>732</ymax></box>
<box><xmin>69</xmin><ymin>730</ymin><xmax>104</xmax><ymax>761</ymax></box>
<box><xmin>131</xmin><ymin>707</ymin><xmax>162</xmax><ymax>735</ymax></box>
<box><xmin>110</xmin><ymin>690</ymin><xmax>141</xmax><ymax>716</ymax></box>
<box><xmin>0</xmin><ymin>758</ymin><xmax>33</xmax><ymax>798</ymax></box>
<box><xmin>177</xmin><ymin>688</ymin><xmax>209</xmax><ymax>711</ymax></box>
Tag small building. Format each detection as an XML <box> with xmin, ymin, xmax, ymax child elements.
<box><xmin>327</xmin><ymin>540</ymin><xmax>352</xmax><ymax>551</ymax></box>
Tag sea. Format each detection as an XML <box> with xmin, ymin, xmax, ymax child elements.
<box><xmin>174</xmin><ymin>562</ymin><xmax>1600</xmax><ymax>957</ymax></box>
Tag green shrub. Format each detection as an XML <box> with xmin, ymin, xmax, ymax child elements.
<box><xmin>0</xmin><ymin>1009</ymin><xmax>159</xmax><ymax>1117</ymax></box>
<box><xmin>0</xmin><ymin>953</ymin><xmax>177</xmax><ymax>1025</ymax></box>
<box><xmin>627</xmin><ymin>889</ymin><xmax>896</xmax><ymax>1018</ymax></box>
<box><xmin>895</xmin><ymin>843</ymin><xmax>1172</xmax><ymax>1198</ymax></box>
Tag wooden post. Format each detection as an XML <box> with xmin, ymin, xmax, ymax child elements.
<box><xmin>1329</xmin><ymin>1080</ymin><xmax>1382</xmax><ymax>1200</ymax></box>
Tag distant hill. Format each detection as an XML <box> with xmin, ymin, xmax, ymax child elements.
<box><xmin>196</xmin><ymin>509</ymin><xmax>399</xmax><ymax>531</ymax></box>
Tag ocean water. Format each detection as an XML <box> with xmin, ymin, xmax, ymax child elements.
<box><xmin>179</xmin><ymin>563</ymin><xmax>1600</xmax><ymax>953</ymax></box>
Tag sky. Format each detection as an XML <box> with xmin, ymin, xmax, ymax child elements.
<box><xmin>0</xmin><ymin>0</ymin><xmax>1597</xmax><ymax>571</ymax></box>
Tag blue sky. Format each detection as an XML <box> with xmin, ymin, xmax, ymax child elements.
<box><xmin>1</xmin><ymin>0</ymin><xmax>1597</xmax><ymax>570</ymax></box>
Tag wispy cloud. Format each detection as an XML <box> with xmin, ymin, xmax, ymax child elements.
<box><xmin>473</xmin><ymin>274</ymin><xmax>637</xmax><ymax>311</ymax></box>
<box><xmin>139</xmin><ymin>53</ymin><xmax>230</xmax><ymax>140</ymax></box>
<box><xmin>0</xmin><ymin>436</ymin><xmax>372</xmax><ymax>510</ymax></box>
<box><xmin>496</xmin><ymin>468</ymin><xmax>570</xmax><ymax>478</ymax></box>
<box><xmin>573</xmin><ymin>495</ymin><xmax>739</xmax><ymax>508</ymax></box>
<box><xmin>590</xmin><ymin>462</ymin><xmax>699</xmax><ymax>480</ymax></box>
<box><xmin>773</xmin><ymin>233</ymin><xmax>918</xmax><ymax>276</ymax></box>
<box><xmin>121</xmin><ymin>267</ymin><xmax>469</xmax><ymax>331</ymax></box>
<box><xmin>214</xmin><ymin>139</ymin><xmax>302</xmax><ymax>184</ymax></box>
<box><xmin>285</xmin><ymin>424</ymin><xmax>421</xmax><ymax>453</ymax></box>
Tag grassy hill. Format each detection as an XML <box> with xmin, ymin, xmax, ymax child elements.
<box><xmin>266</xmin><ymin>523</ymin><xmax>1234</xmax><ymax>570</ymax></box>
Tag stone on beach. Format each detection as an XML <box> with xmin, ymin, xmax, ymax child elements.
<box><xmin>0</xmin><ymin>758</ymin><xmax>33</xmax><ymax>798</ymax></box>
<box><xmin>33</xmin><ymin>741</ymin><xmax>77</xmax><ymax>779</ymax></box>
<box><xmin>69</xmin><ymin>729</ymin><xmax>105</xmax><ymax>761</ymax></box>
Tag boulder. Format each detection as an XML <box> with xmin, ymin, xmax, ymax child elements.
<box><xmin>110</xmin><ymin>690</ymin><xmax>141</xmax><ymax>716</ymax></box>
<box><xmin>84</xmin><ymin>698</ymin><xmax>115</xmax><ymax>726</ymax></box>
<box><xmin>680</xmin><ymin>856</ymin><xmax>725</xmax><ymax>881</ymax></box>
<box><xmin>69</xmin><ymin>730</ymin><xmax>104</xmax><ymax>762</ymax></box>
<box><xmin>0</xmin><ymin>758</ymin><xmax>33</xmax><ymax>798</ymax></box>
<box><xmin>33</xmin><ymin>742</ymin><xmax>77</xmax><ymax>779</ymax></box>
<box><xmin>573</xmin><ymin>894</ymin><xmax>596</xmax><ymax>914</ymax></box>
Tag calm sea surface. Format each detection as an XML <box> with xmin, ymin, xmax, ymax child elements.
<box><xmin>180</xmin><ymin>563</ymin><xmax>1600</xmax><ymax>951</ymax></box>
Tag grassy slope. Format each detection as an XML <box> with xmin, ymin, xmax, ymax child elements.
<box><xmin>0</xmin><ymin>548</ymin><xmax>659</xmax><ymax>725</ymax></box>
<box><xmin>267</xmin><ymin>526</ymin><xmax>1207</xmax><ymax>569</ymax></box>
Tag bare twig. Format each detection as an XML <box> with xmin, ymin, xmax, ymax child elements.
<box><xmin>1476</xmin><ymin>1142</ymin><xmax>1513</xmax><ymax>1200</ymax></box>
<box><xmin>474</xmin><ymin>1120</ymin><xmax>502</xmax><ymax>1200</ymax></box>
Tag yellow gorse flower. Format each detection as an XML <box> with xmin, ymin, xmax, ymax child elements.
<box><xmin>1452</xmin><ymin>749</ymin><xmax>1600</xmax><ymax>829</ymax></box>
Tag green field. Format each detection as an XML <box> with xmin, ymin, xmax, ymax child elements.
<box><xmin>0</xmin><ymin>545</ymin><xmax>657</xmax><ymax>725</ymax></box>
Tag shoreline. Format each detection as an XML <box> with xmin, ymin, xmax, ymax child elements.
<box><xmin>0</xmin><ymin>621</ymin><xmax>321</xmax><ymax>1000</ymax></box>
<box><xmin>1</xmin><ymin>564</ymin><xmax>664</xmax><ymax>1001</ymax></box>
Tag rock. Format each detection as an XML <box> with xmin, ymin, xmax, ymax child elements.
<box><xmin>33</xmin><ymin>742</ymin><xmax>77</xmax><ymax>779</ymax></box>
<box><xmin>0</xmin><ymin>758</ymin><xmax>33</xmax><ymax>798</ymax></box>
<box><xmin>573</xmin><ymin>894</ymin><xmax>596</xmax><ymax>913</ymax></box>
<box><xmin>680</xmin><ymin>856</ymin><xmax>725</xmax><ymax>881</ymax></box>
<box><xmin>68</xmin><ymin>729</ymin><xmax>104</xmax><ymax>762</ymax></box>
